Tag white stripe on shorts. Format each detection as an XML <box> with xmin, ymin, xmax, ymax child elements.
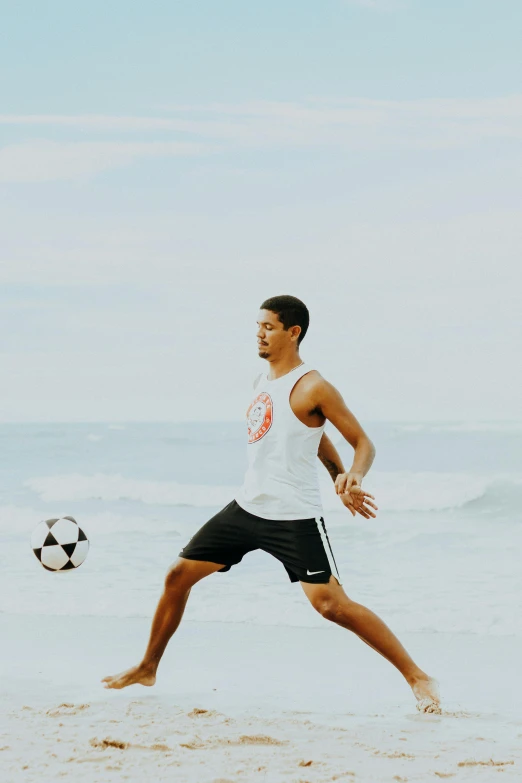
<box><xmin>315</xmin><ymin>516</ymin><xmax>341</xmax><ymax>584</ymax></box>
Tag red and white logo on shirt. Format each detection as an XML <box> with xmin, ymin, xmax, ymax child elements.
<box><xmin>246</xmin><ymin>392</ymin><xmax>273</xmax><ymax>443</ymax></box>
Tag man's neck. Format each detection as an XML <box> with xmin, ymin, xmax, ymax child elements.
<box><xmin>266</xmin><ymin>356</ymin><xmax>303</xmax><ymax>381</ymax></box>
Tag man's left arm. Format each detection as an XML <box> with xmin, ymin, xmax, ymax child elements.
<box><xmin>314</xmin><ymin>376</ymin><xmax>376</xmax><ymax>499</ymax></box>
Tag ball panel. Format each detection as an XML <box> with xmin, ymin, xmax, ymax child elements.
<box><xmin>40</xmin><ymin>544</ymin><xmax>69</xmax><ymax>570</ymax></box>
<box><xmin>60</xmin><ymin>560</ymin><xmax>76</xmax><ymax>570</ymax></box>
<box><xmin>70</xmin><ymin>540</ymin><xmax>89</xmax><ymax>567</ymax></box>
<box><xmin>45</xmin><ymin>518</ymin><xmax>60</xmax><ymax>529</ymax></box>
<box><xmin>61</xmin><ymin>542</ymin><xmax>76</xmax><ymax>557</ymax></box>
<box><xmin>51</xmin><ymin>518</ymin><xmax>79</xmax><ymax>546</ymax></box>
<box><xmin>77</xmin><ymin>527</ymin><xmax>88</xmax><ymax>542</ymax></box>
<box><xmin>43</xmin><ymin>530</ymin><xmax>59</xmax><ymax>547</ymax></box>
<box><xmin>31</xmin><ymin>521</ymin><xmax>50</xmax><ymax>549</ymax></box>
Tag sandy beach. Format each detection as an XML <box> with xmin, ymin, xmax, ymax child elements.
<box><xmin>2</xmin><ymin>614</ymin><xmax>521</xmax><ymax>782</ymax></box>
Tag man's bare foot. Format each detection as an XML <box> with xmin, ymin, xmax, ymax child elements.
<box><xmin>102</xmin><ymin>663</ymin><xmax>156</xmax><ymax>690</ymax></box>
<box><xmin>411</xmin><ymin>675</ymin><xmax>441</xmax><ymax>714</ymax></box>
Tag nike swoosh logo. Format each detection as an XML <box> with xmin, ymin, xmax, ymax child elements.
<box><xmin>306</xmin><ymin>569</ymin><xmax>325</xmax><ymax>575</ymax></box>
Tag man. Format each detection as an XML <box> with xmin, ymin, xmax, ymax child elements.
<box><xmin>103</xmin><ymin>294</ymin><xmax>440</xmax><ymax>713</ymax></box>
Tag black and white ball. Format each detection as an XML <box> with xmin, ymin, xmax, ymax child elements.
<box><xmin>31</xmin><ymin>516</ymin><xmax>89</xmax><ymax>571</ymax></box>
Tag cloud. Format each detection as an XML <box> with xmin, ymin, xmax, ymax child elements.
<box><xmin>0</xmin><ymin>140</ymin><xmax>212</xmax><ymax>182</ymax></box>
<box><xmin>0</xmin><ymin>95</ymin><xmax>521</xmax><ymax>181</ymax></box>
<box><xmin>0</xmin><ymin>139</ymin><xmax>212</xmax><ymax>183</ymax></box>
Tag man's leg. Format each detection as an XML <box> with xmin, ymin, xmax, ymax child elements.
<box><xmin>301</xmin><ymin>577</ymin><xmax>440</xmax><ymax>713</ymax></box>
<box><xmin>102</xmin><ymin>557</ymin><xmax>224</xmax><ymax>689</ymax></box>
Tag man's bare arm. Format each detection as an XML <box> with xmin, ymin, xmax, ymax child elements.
<box><xmin>316</xmin><ymin>380</ymin><xmax>375</xmax><ymax>473</ymax></box>
<box><xmin>317</xmin><ymin>432</ymin><xmax>345</xmax><ymax>482</ymax></box>
<box><xmin>311</xmin><ymin>376</ymin><xmax>376</xmax><ymax>494</ymax></box>
<box><xmin>311</xmin><ymin>376</ymin><xmax>378</xmax><ymax>519</ymax></box>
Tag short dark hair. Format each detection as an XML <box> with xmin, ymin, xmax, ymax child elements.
<box><xmin>260</xmin><ymin>295</ymin><xmax>309</xmax><ymax>346</ymax></box>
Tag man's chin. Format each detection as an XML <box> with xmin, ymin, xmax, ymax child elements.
<box><xmin>258</xmin><ymin>350</ymin><xmax>270</xmax><ymax>359</ymax></box>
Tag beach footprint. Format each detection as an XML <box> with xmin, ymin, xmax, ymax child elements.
<box><xmin>47</xmin><ymin>703</ymin><xmax>90</xmax><ymax>717</ymax></box>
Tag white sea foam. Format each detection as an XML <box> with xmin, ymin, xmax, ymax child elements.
<box><xmin>24</xmin><ymin>470</ymin><xmax>522</xmax><ymax>513</ymax></box>
<box><xmin>25</xmin><ymin>474</ymin><xmax>236</xmax><ymax>507</ymax></box>
<box><xmin>336</xmin><ymin>470</ymin><xmax>522</xmax><ymax>513</ymax></box>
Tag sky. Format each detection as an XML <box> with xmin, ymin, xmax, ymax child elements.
<box><xmin>1</xmin><ymin>0</ymin><xmax>521</xmax><ymax>423</ymax></box>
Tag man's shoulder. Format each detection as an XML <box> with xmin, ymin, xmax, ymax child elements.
<box><xmin>301</xmin><ymin>369</ymin><xmax>327</xmax><ymax>391</ymax></box>
<box><xmin>298</xmin><ymin>370</ymin><xmax>340</xmax><ymax>407</ymax></box>
<box><xmin>295</xmin><ymin>369</ymin><xmax>331</xmax><ymax>401</ymax></box>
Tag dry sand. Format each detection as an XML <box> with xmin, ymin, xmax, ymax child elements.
<box><xmin>1</xmin><ymin>615</ymin><xmax>521</xmax><ymax>782</ymax></box>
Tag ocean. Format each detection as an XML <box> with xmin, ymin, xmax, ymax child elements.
<box><xmin>1</xmin><ymin>421</ymin><xmax>521</xmax><ymax>637</ymax></box>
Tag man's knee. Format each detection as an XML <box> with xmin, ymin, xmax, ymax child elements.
<box><xmin>310</xmin><ymin>593</ymin><xmax>342</xmax><ymax>623</ymax></box>
<box><xmin>164</xmin><ymin>559</ymin><xmax>192</xmax><ymax>592</ymax></box>
<box><xmin>308</xmin><ymin>585</ymin><xmax>359</xmax><ymax>626</ymax></box>
<box><xmin>164</xmin><ymin>557</ymin><xmax>222</xmax><ymax>592</ymax></box>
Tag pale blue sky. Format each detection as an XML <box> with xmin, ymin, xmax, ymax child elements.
<box><xmin>3</xmin><ymin>0</ymin><xmax>522</xmax><ymax>109</ymax></box>
<box><xmin>1</xmin><ymin>1</ymin><xmax>521</xmax><ymax>421</ymax></box>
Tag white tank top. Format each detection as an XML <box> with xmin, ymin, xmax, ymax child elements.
<box><xmin>235</xmin><ymin>363</ymin><xmax>326</xmax><ymax>520</ymax></box>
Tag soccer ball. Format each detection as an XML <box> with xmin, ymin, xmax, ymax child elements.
<box><xmin>31</xmin><ymin>516</ymin><xmax>89</xmax><ymax>571</ymax></box>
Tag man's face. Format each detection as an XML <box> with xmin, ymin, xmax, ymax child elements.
<box><xmin>256</xmin><ymin>309</ymin><xmax>296</xmax><ymax>359</ymax></box>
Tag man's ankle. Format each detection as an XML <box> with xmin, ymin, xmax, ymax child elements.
<box><xmin>406</xmin><ymin>669</ymin><xmax>429</xmax><ymax>686</ymax></box>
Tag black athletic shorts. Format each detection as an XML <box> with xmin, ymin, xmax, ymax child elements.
<box><xmin>179</xmin><ymin>500</ymin><xmax>341</xmax><ymax>585</ymax></box>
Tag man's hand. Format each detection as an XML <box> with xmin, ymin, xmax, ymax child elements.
<box><xmin>339</xmin><ymin>487</ymin><xmax>378</xmax><ymax>518</ymax></box>
<box><xmin>334</xmin><ymin>471</ymin><xmax>364</xmax><ymax>495</ymax></box>
<box><xmin>335</xmin><ymin>471</ymin><xmax>378</xmax><ymax>519</ymax></box>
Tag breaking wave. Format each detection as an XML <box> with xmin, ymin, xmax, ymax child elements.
<box><xmin>24</xmin><ymin>471</ymin><xmax>522</xmax><ymax>514</ymax></box>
